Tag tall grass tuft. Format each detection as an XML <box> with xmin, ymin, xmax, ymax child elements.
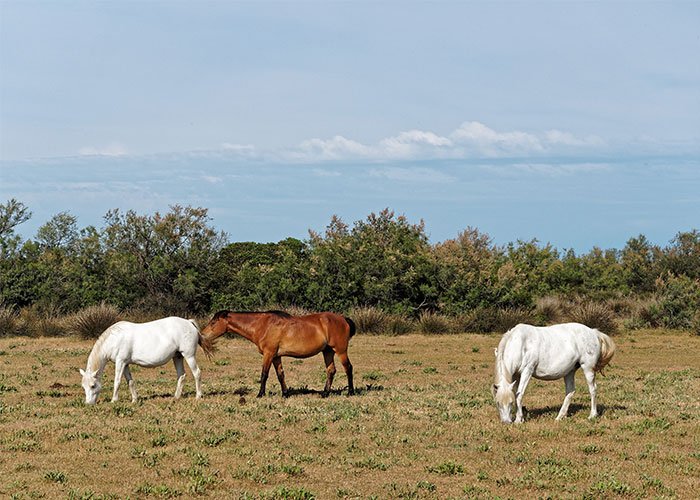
<box><xmin>417</xmin><ymin>311</ymin><xmax>453</xmax><ymax>335</ymax></box>
<box><xmin>0</xmin><ymin>304</ymin><xmax>21</xmax><ymax>337</ymax></box>
<box><xmin>535</xmin><ymin>296</ymin><xmax>565</xmax><ymax>325</ymax></box>
<box><xmin>495</xmin><ymin>307</ymin><xmax>533</xmax><ymax>332</ymax></box>
<box><xmin>454</xmin><ymin>307</ymin><xmax>501</xmax><ymax>334</ymax></box>
<box><xmin>568</xmin><ymin>301</ymin><xmax>617</xmax><ymax>334</ymax></box>
<box><xmin>350</xmin><ymin>306</ymin><xmax>388</xmax><ymax>335</ymax></box>
<box><xmin>64</xmin><ymin>303</ymin><xmax>121</xmax><ymax>339</ymax></box>
<box><xmin>17</xmin><ymin>305</ymin><xmax>66</xmax><ymax>337</ymax></box>
<box><xmin>384</xmin><ymin>314</ymin><xmax>415</xmax><ymax>335</ymax></box>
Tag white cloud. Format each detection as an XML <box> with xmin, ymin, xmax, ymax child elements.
<box><xmin>450</xmin><ymin>121</ymin><xmax>544</xmax><ymax>155</ymax></box>
<box><xmin>296</xmin><ymin>135</ymin><xmax>372</xmax><ymax>160</ymax></box>
<box><xmin>78</xmin><ymin>142</ymin><xmax>127</xmax><ymax>157</ymax></box>
<box><xmin>544</xmin><ymin>130</ymin><xmax>604</xmax><ymax>147</ymax></box>
<box><xmin>482</xmin><ymin>162</ymin><xmax>610</xmax><ymax>177</ymax></box>
<box><xmin>379</xmin><ymin>130</ymin><xmax>453</xmax><ymax>159</ymax></box>
<box><xmin>202</xmin><ymin>175</ymin><xmax>223</xmax><ymax>184</ymax></box>
<box><xmin>221</xmin><ymin>143</ymin><xmax>256</xmax><ymax>153</ymax></box>
<box><xmin>286</xmin><ymin>121</ymin><xmax>603</xmax><ymax>162</ymax></box>
<box><xmin>368</xmin><ymin>166</ymin><xmax>456</xmax><ymax>183</ymax></box>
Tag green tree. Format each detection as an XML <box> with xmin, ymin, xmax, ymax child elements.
<box><xmin>621</xmin><ymin>235</ymin><xmax>659</xmax><ymax>293</ymax></box>
<box><xmin>101</xmin><ymin>205</ymin><xmax>227</xmax><ymax>312</ymax></box>
<box><xmin>433</xmin><ymin>227</ymin><xmax>501</xmax><ymax>313</ymax></box>
<box><xmin>308</xmin><ymin>209</ymin><xmax>436</xmax><ymax>313</ymax></box>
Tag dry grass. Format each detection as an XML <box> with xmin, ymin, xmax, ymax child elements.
<box><xmin>1</xmin><ymin>330</ymin><xmax>698</xmax><ymax>498</ymax></box>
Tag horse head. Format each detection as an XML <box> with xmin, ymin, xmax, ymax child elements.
<box><xmin>79</xmin><ymin>368</ymin><xmax>102</xmax><ymax>405</ymax></box>
<box><xmin>201</xmin><ymin>310</ymin><xmax>231</xmax><ymax>337</ymax></box>
<box><xmin>492</xmin><ymin>380</ymin><xmax>516</xmax><ymax>424</ymax></box>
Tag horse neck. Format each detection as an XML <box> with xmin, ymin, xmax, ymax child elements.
<box><xmin>226</xmin><ymin>313</ymin><xmax>267</xmax><ymax>344</ymax></box>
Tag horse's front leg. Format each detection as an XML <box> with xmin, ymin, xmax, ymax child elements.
<box><xmin>173</xmin><ymin>355</ymin><xmax>186</xmax><ymax>399</ymax></box>
<box><xmin>514</xmin><ymin>368</ymin><xmax>533</xmax><ymax>423</ymax></box>
<box><xmin>272</xmin><ymin>357</ymin><xmax>288</xmax><ymax>397</ymax></box>
<box><xmin>112</xmin><ymin>360</ymin><xmax>126</xmax><ymax>402</ymax></box>
<box><xmin>257</xmin><ymin>354</ymin><xmax>274</xmax><ymax>398</ymax></box>
<box><xmin>583</xmin><ymin>367</ymin><xmax>598</xmax><ymax>419</ymax></box>
<box><xmin>556</xmin><ymin>370</ymin><xmax>576</xmax><ymax>421</ymax></box>
<box><xmin>123</xmin><ymin>365</ymin><xmax>138</xmax><ymax>403</ymax></box>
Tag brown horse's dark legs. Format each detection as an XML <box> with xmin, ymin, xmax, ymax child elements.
<box><xmin>272</xmin><ymin>357</ymin><xmax>289</xmax><ymax>397</ymax></box>
<box><xmin>322</xmin><ymin>348</ymin><xmax>336</xmax><ymax>397</ymax></box>
<box><xmin>338</xmin><ymin>352</ymin><xmax>354</xmax><ymax>395</ymax></box>
<box><xmin>258</xmin><ymin>355</ymin><xmax>274</xmax><ymax>398</ymax></box>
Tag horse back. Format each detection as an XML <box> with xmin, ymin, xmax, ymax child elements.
<box><xmin>272</xmin><ymin>312</ymin><xmax>351</xmax><ymax>357</ymax></box>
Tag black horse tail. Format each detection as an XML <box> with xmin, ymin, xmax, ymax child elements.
<box><xmin>344</xmin><ymin>317</ymin><xmax>356</xmax><ymax>338</ymax></box>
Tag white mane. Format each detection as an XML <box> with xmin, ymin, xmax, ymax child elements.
<box><xmin>86</xmin><ymin>322</ymin><xmax>127</xmax><ymax>372</ymax></box>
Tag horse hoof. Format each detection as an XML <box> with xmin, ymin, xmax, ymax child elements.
<box><xmin>321</xmin><ymin>392</ymin><xmax>329</xmax><ymax>398</ymax></box>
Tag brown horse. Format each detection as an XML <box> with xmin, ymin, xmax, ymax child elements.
<box><xmin>201</xmin><ymin>310</ymin><xmax>355</xmax><ymax>397</ymax></box>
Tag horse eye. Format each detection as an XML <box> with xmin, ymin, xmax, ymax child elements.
<box><xmin>91</xmin><ymin>384</ymin><xmax>96</xmax><ymax>389</ymax></box>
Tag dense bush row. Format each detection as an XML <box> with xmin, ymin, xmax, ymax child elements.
<box><xmin>1</xmin><ymin>199</ymin><xmax>699</xmax><ymax>336</ymax></box>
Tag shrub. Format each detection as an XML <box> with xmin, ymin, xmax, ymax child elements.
<box><xmin>350</xmin><ymin>306</ymin><xmax>387</xmax><ymax>335</ymax></box>
<box><xmin>653</xmin><ymin>274</ymin><xmax>700</xmax><ymax>329</ymax></box>
<box><xmin>567</xmin><ymin>301</ymin><xmax>617</xmax><ymax>334</ymax></box>
<box><xmin>417</xmin><ymin>311</ymin><xmax>453</xmax><ymax>334</ymax></box>
<box><xmin>64</xmin><ymin>303</ymin><xmax>121</xmax><ymax>339</ymax></box>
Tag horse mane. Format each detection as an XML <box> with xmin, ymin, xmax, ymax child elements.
<box><xmin>86</xmin><ymin>321</ymin><xmax>124</xmax><ymax>372</ymax></box>
<box><xmin>216</xmin><ymin>310</ymin><xmax>293</xmax><ymax>319</ymax></box>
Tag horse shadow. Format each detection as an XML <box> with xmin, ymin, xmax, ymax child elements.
<box><xmin>282</xmin><ymin>383</ymin><xmax>384</xmax><ymax>398</ymax></box>
<box><xmin>525</xmin><ymin>403</ymin><xmax>627</xmax><ymax>420</ymax></box>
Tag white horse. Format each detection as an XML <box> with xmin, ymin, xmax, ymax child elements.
<box><xmin>79</xmin><ymin>316</ymin><xmax>215</xmax><ymax>405</ymax></box>
<box><xmin>492</xmin><ymin>322</ymin><xmax>615</xmax><ymax>423</ymax></box>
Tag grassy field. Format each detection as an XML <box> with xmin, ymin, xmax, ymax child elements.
<box><xmin>1</xmin><ymin>330</ymin><xmax>698</xmax><ymax>499</ymax></box>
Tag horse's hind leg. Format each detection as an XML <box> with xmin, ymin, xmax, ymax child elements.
<box><xmin>272</xmin><ymin>357</ymin><xmax>288</xmax><ymax>397</ymax></box>
<box><xmin>321</xmin><ymin>348</ymin><xmax>336</xmax><ymax>397</ymax></box>
<box><xmin>337</xmin><ymin>351</ymin><xmax>354</xmax><ymax>396</ymax></box>
<box><xmin>124</xmin><ymin>366</ymin><xmax>138</xmax><ymax>403</ymax></box>
<box><xmin>556</xmin><ymin>370</ymin><xmax>576</xmax><ymax>421</ymax></box>
<box><xmin>583</xmin><ymin>367</ymin><xmax>598</xmax><ymax>419</ymax></box>
<box><xmin>173</xmin><ymin>355</ymin><xmax>186</xmax><ymax>399</ymax></box>
<box><xmin>183</xmin><ymin>354</ymin><xmax>203</xmax><ymax>399</ymax></box>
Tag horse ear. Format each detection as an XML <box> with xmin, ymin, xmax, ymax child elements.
<box><xmin>79</xmin><ymin>368</ymin><xmax>85</xmax><ymax>376</ymax></box>
<box><xmin>508</xmin><ymin>380</ymin><xmax>517</xmax><ymax>391</ymax></box>
<box><xmin>494</xmin><ymin>348</ymin><xmax>498</xmax><ymax>358</ymax></box>
<box><xmin>491</xmin><ymin>384</ymin><xmax>498</xmax><ymax>398</ymax></box>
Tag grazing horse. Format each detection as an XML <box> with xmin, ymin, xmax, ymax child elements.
<box><xmin>492</xmin><ymin>322</ymin><xmax>616</xmax><ymax>423</ymax></box>
<box><xmin>201</xmin><ymin>311</ymin><xmax>355</xmax><ymax>397</ymax></box>
<box><xmin>79</xmin><ymin>317</ymin><xmax>215</xmax><ymax>405</ymax></box>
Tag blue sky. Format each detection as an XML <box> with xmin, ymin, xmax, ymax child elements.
<box><xmin>1</xmin><ymin>2</ymin><xmax>698</xmax><ymax>251</ymax></box>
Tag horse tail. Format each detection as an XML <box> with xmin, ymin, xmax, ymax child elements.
<box><xmin>594</xmin><ymin>330</ymin><xmax>616</xmax><ymax>374</ymax></box>
<box><xmin>189</xmin><ymin>318</ymin><xmax>217</xmax><ymax>359</ymax></box>
<box><xmin>344</xmin><ymin>317</ymin><xmax>356</xmax><ymax>338</ymax></box>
